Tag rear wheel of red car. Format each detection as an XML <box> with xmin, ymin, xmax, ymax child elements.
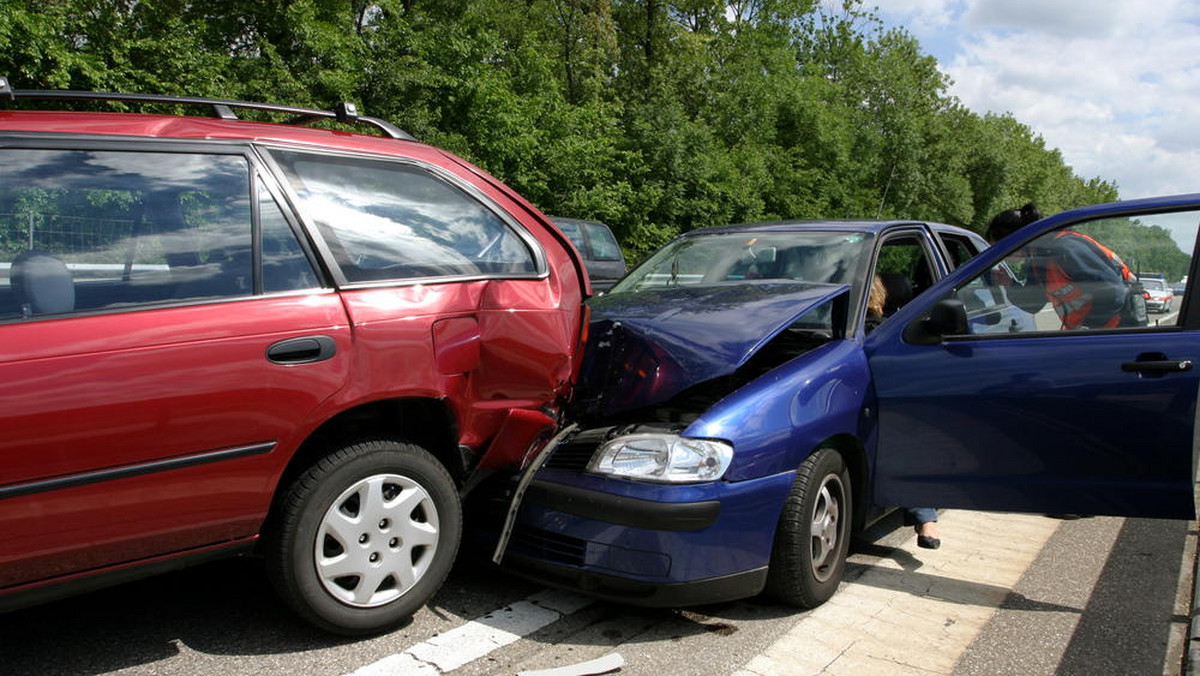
<box><xmin>265</xmin><ymin>439</ymin><xmax>461</xmax><ymax>635</ymax></box>
<box><xmin>763</xmin><ymin>447</ymin><xmax>852</xmax><ymax>608</ymax></box>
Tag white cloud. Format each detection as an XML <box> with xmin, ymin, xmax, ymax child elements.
<box><xmin>964</xmin><ymin>0</ymin><xmax>1138</xmax><ymax>37</ymax></box>
<box><xmin>876</xmin><ymin>0</ymin><xmax>1200</xmax><ymax>198</ymax></box>
<box><xmin>869</xmin><ymin>0</ymin><xmax>961</xmax><ymax>31</ymax></box>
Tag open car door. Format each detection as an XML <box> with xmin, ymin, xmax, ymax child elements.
<box><xmin>866</xmin><ymin>195</ymin><xmax>1200</xmax><ymax>519</ymax></box>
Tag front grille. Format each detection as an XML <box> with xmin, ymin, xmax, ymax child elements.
<box><xmin>509</xmin><ymin>524</ymin><xmax>587</xmax><ymax>566</ymax></box>
<box><xmin>543</xmin><ymin>442</ymin><xmax>597</xmax><ymax>471</ymax></box>
<box><xmin>542</xmin><ymin>427</ymin><xmax>613</xmax><ymax>471</ymax></box>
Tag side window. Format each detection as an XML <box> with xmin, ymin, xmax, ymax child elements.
<box><xmin>584</xmin><ymin>222</ymin><xmax>623</xmax><ymax>262</ymax></box>
<box><xmin>938</xmin><ymin>233</ymin><xmax>984</xmax><ymax>270</ymax></box>
<box><xmin>956</xmin><ymin>211</ymin><xmax>1197</xmax><ymax>334</ymax></box>
<box><xmin>553</xmin><ymin>219</ymin><xmax>587</xmax><ymax>255</ymax></box>
<box><xmin>260</xmin><ymin>183</ymin><xmax>318</xmax><ymax>293</ymax></box>
<box><xmin>270</xmin><ymin>150</ymin><xmax>538</xmax><ymax>283</ymax></box>
<box><xmin>0</xmin><ymin>148</ymin><xmax>255</xmax><ymax>318</ymax></box>
<box><xmin>872</xmin><ymin>234</ymin><xmax>937</xmax><ymax>317</ymax></box>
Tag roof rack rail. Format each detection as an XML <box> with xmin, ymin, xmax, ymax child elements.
<box><xmin>0</xmin><ymin>76</ymin><xmax>417</xmax><ymax>141</ymax></box>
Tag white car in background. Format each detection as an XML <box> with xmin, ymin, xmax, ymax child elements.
<box><xmin>1140</xmin><ymin>276</ymin><xmax>1175</xmax><ymax>313</ymax></box>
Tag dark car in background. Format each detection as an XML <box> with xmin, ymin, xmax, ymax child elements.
<box><xmin>491</xmin><ymin>204</ymin><xmax>1199</xmax><ymax>611</ymax></box>
<box><xmin>0</xmin><ymin>80</ymin><xmax>589</xmax><ymax>635</ymax></box>
<box><xmin>551</xmin><ymin>217</ymin><xmax>627</xmax><ymax>292</ymax></box>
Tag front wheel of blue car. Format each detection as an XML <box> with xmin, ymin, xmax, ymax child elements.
<box><xmin>764</xmin><ymin>447</ymin><xmax>852</xmax><ymax>608</ymax></box>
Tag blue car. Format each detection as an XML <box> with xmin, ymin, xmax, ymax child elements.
<box><xmin>491</xmin><ymin>203</ymin><xmax>1198</xmax><ymax>610</ymax></box>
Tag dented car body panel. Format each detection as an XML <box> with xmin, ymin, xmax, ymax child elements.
<box><xmin>575</xmin><ymin>282</ymin><xmax>849</xmax><ymax>420</ymax></box>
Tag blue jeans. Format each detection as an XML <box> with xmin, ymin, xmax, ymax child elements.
<box><xmin>904</xmin><ymin>507</ymin><xmax>938</xmax><ymax>525</ymax></box>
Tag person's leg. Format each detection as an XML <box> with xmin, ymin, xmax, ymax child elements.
<box><xmin>905</xmin><ymin>507</ymin><xmax>941</xmax><ymax>549</ymax></box>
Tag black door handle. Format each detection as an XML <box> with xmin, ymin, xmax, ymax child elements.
<box><xmin>266</xmin><ymin>336</ymin><xmax>337</xmax><ymax>364</ymax></box>
<box><xmin>1121</xmin><ymin>359</ymin><xmax>1193</xmax><ymax>374</ymax></box>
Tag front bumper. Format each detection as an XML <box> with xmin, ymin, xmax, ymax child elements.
<box><xmin>504</xmin><ymin>545</ymin><xmax>769</xmax><ymax>607</ymax></box>
<box><xmin>501</xmin><ymin>467</ymin><xmax>795</xmax><ymax>607</ymax></box>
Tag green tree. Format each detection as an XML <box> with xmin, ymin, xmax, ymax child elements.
<box><xmin>0</xmin><ymin>0</ymin><xmax>1126</xmax><ymax>260</ymax></box>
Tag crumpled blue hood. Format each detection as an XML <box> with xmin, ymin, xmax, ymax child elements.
<box><xmin>575</xmin><ymin>282</ymin><xmax>847</xmax><ymax>418</ymax></box>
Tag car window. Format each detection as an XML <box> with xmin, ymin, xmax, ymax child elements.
<box><xmin>872</xmin><ymin>233</ymin><xmax>937</xmax><ymax>316</ymax></box>
<box><xmin>0</xmin><ymin>148</ymin><xmax>284</xmax><ymax>318</ymax></box>
<box><xmin>260</xmin><ymin>183</ymin><xmax>319</xmax><ymax>292</ymax></box>
<box><xmin>938</xmin><ymin>233</ymin><xmax>983</xmax><ymax>269</ymax></box>
<box><xmin>612</xmin><ymin>231</ymin><xmax>871</xmax><ymax>293</ymax></box>
<box><xmin>270</xmin><ymin>150</ymin><xmax>538</xmax><ymax>283</ymax></box>
<box><xmin>584</xmin><ymin>222</ymin><xmax>622</xmax><ymax>261</ymax></box>
<box><xmin>954</xmin><ymin>211</ymin><xmax>1197</xmax><ymax>333</ymax></box>
<box><xmin>554</xmin><ymin>219</ymin><xmax>587</xmax><ymax>254</ymax></box>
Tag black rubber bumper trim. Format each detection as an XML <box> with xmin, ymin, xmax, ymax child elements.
<box><xmin>505</xmin><ymin>552</ymin><xmax>768</xmax><ymax>607</ymax></box>
<box><xmin>524</xmin><ymin>479</ymin><xmax>720</xmax><ymax>531</ymax></box>
<box><xmin>0</xmin><ymin>442</ymin><xmax>276</xmax><ymax>501</ymax></box>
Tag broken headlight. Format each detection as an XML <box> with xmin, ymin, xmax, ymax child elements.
<box><xmin>587</xmin><ymin>433</ymin><xmax>733</xmax><ymax>483</ymax></box>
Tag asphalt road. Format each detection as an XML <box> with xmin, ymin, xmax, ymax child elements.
<box><xmin>2</xmin><ymin>501</ymin><xmax>1194</xmax><ymax>676</ymax></box>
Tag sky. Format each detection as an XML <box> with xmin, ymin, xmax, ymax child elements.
<box><xmin>871</xmin><ymin>0</ymin><xmax>1200</xmax><ymax>203</ymax></box>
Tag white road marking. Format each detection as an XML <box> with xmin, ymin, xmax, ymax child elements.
<box><xmin>348</xmin><ymin>589</ymin><xmax>595</xmax><ymax>676</ymax></box>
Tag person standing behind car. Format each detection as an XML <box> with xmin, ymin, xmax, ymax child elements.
<box><xmin>986</xmin><ymin>203</ymin><xmax>1143</xmax><ymax>330</ymax></box>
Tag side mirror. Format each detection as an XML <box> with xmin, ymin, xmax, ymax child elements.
<box><xmin>903</xmin><ymin>298</ymin><xmax>969</xmax><ymax>345</ymax></box>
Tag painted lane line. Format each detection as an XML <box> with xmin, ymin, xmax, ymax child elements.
<box><xmin>348</xmin><ymin>589</ymin><xmax>595</xmax><ymax>676</ymax></box>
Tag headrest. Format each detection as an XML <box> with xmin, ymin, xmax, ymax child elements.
<box><xmin>878</xmin><ymin>272</ymin><xmax>913</xmax><ymax>311</ymax></box>
<box><xmin>11</xmin><ymin>250</ymin><xmax>75</xmax><ymax>315</ymax></box>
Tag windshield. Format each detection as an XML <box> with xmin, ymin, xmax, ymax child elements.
<box><xmin>611</xmin><ymin>230</ymin><xmax>872</xmax><ymax>297</ymax></box>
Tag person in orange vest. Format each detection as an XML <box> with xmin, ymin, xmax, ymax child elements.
<box><xmin>986</xmin><ymin>203</ymin><xmax>1145</xmax><ymax>329</ymax></box>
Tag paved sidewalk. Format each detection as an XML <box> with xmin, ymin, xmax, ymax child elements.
<box><xmin>735</xmin><ymin>508</ymin><xmax>1197</xmax><ymax>675</ymax></box>
<box><xmin>735</xmin><ymin>511</ymin><xmax>1060</xmax><ymax>675</ymax></box>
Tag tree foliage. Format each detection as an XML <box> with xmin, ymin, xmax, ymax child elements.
<box><xmin>0</xmin><ymin>0</ymin><xmax>1139</xmax><ymax>262</ymax></box>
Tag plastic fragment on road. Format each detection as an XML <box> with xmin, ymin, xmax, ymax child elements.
<box><xmin>517</xmin><ymin>652</ymin><xmax>625</xmax><ymax>676</ymax></box>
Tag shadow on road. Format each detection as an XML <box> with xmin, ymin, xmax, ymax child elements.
<box><xmin>845</xmin><ymin>546</ymin><xmax>1083</xmax><ymax>614</ymax></box>
<box><xmin>1054</xmin><ymin>517</ymin><xmax>1189</xmax><ymax>674</ymax></box>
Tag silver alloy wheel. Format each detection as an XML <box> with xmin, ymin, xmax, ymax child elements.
<box><xmin>809</xmin><ymin>473</ymin><xmax>844</xmax><ymax>583</ymax></box>
<box><xmin>315</xmin><ymin>473</ymin><xmax>440</xmax><ymax>607</ymax></box>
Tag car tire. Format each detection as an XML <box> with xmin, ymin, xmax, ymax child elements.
<box><xmin>264</xmin><ymin>439</ymin><xmax>461</xmax><ymax>635</ymax></box>
<box><xmin>763</xmin><ymin>447</ymin><xmax>852</xmax><ymax>608</ymax></box>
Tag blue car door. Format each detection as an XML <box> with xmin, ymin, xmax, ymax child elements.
<box><xmin>865</xmin><ymin>196</ymin><xmax>1200</xmax><ymax>519</ymax></box>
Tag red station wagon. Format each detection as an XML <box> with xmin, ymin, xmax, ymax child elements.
<box><xmin>0</xmin><ymin>80</ymin><xmax>588</xmax><ymax>635</ymax></box>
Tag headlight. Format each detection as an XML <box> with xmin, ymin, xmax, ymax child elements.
<box><xmin>588</xmin><ymin>433</ymin><xmax>733</xmax><ymax>483</ymax></box>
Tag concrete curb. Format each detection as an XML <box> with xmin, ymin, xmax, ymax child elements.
<box><xmin>1189</xmin><ymin>524</ymin><xmax>1200</xmax><ymax>675</ymax></box>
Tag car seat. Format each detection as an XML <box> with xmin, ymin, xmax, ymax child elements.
<box><xmin>878</xmin><ymin>272</ymin><xmax>914</xmax><ymax>315</ymax></box>
<box><xmin>10</xmin><ymin>250</ymin><xmax>75</xmax><ymax>316</ymax></box>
